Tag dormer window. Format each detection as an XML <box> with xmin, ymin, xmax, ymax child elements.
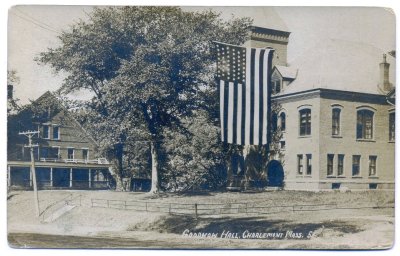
<box><xmin>272</xmin><ymin>79</ymin><xmax>281</xmax><ymax>94</ymax></box>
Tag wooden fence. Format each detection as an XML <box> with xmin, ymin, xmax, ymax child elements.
<box><xmin>90</xmin><ymin>198</ymin><xmax>394</xmax><ymax>218</ymax></box>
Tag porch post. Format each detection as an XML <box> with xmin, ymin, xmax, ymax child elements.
<box><xmin>88</xmin><ymin>168</ymin><xmax>92</xmax><ymax>188</ymax></box>
<box><xmin>50</xmin><ymin>167</ymin><xmax>53</xmax><ymax>187</ymax></box>
<box><xmin>69</xmin><ymin>168</ymin><xmax>73</xmax><ymax>188</ymax></box>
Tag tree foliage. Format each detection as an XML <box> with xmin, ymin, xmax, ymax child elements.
<box><xmin>37</xmin><ymin>6</ymin><xmax>252</xmax><ymax>192</ymax></box>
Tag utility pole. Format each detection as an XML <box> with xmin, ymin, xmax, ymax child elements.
<box><xmin>19</xmin><ymin>130</ymin><xmax>40</xmax><ymax>217</ymax></box>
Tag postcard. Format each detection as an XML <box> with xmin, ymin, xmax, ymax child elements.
<box><xmin>7</xmin><ymin>6</ymin><xmax>395</xmax><ymax>250</ymax></box>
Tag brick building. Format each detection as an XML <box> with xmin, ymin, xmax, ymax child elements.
<box><xmin>246</xmin><ymin>26</ymin><xmax>395</xmax><ymax>190</ymax></box>
<box><xmin>7</xmin><ymin>91</ymin><xmax>113</xmax><ymax>190</ymax></box>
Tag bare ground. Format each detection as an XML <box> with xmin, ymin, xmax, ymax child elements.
<box><xmin>7</xmin><ymin>190</ymin><xmax>395</xmax><ymax>249</ymax></box>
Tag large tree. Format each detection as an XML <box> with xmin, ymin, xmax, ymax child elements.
<box><xmin>38</xmin><ymin>6</ymin><xmax>251</xmax><ymax>192</ymax></box>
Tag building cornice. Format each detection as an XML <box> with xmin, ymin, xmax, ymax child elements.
<box><xmin>272</xmin><ymin>88</ymin><xmax>389</xmax><ymax>105</ymax></box>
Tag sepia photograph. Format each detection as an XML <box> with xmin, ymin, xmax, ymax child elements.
<box><xmin>5</xmin><ymin>4</ymin><xmax>396</xmax><ymax>250</ymax></box>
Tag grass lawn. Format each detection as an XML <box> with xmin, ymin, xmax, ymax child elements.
<box><xmin>7</xmin><ymin>189</ymin><xmax>395</xmax><ymax>249</ymax></box>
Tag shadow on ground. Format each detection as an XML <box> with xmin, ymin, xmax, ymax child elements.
<box><xmin>138</xmin><ymin>215</ymin><xmax>364</xmax><ymax>240</ymax></box>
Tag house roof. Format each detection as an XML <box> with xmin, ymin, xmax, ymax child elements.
<box><xmin>282</xmin><ymin>38</ymin><xmax>396</xmax><ymax>95</ymax></box>
<box><xmin>21</xmin><ymin>91</ymin><xmax>100</xmax><ymax>147</ymax></box>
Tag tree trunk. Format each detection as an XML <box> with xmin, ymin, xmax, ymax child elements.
<box><xmin>113</xmin><ymin>142</ymin><xmax>125</xmax><ymax>191</ymax></box>
<box><xmin>114</xmin><ymin>173</ymin><xmax>124</xmax><ymax>191</ymax></box>
<box><xmin>149</xmin><ymin>140</ymin><xmax>160</xmax><ymax>193</ymax></box>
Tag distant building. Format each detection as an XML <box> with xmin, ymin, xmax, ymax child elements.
<box><xmin>7</xmin><ymin>91</ymin><xmax>113</xmax><ymax>190</ymax></box>
<box><xmin>247</xmin><ymin>26</ymin><xmax>395</xmax><ymax>190</ymax></box>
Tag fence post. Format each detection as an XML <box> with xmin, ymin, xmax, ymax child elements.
<box><xmin>194</xmin><ymin>203</ymin><xmax>198</xmax><ymax>219</ymax></box>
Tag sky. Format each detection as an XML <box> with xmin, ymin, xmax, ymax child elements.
<box><xmin>7</xmin><ymin>6</ymin><xmax>395</xmax><ymax>105</ymax></box>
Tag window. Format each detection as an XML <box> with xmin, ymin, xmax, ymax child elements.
<box><xmin>280</xmin><ymin>112</ymin><xmax>286</xmax><ymax>131</ymax></box>
<box><xmin>299</xmin><ymin>109</ymin><xmax>311</xmax><ymax>136</ymax></box>
<box><xmin>297</xmin><ymin>154</ymin><xmax>303</xmax><ymax>175</ymax></box>
<box><xmin>50</xmin><ymin>147</ymin><xmax>60</xmax><ymax>159</ymax></box>
<box><xmin>53</xmin><ymin>126</ymin><xmax>60</xmax><ymax>140</ymax></box>
<box><xmin>280</xmin><ymin>141</ymin><xmax>286</xmax><ymax>150</ymax></box>
<box><xmin>369</xmin><ymin>156</ymin><xmax>377</xmax><ymax>176</ymax></box>
<box><xmin>33</xmin><ymin>147</ymin><xmax>39</xmax><ymax>160</ymax></box>
<box><xmin>67</xmin><ymin>148</ymin><xmax>74</xmax><ymax>160</ymax></box>
<box><xmin>40</xmin><ymin>147</ymin><xmax>49</xmax><ymax>158</ymax></box>
<box><xmin>82</xmin><ymin>149</ymin><xmax>89</xmax><ymax>160</ymax></box>
<box><xmin>272</xmin><ymin>80</ymin><xmax>281</xmax><ymax>94</ymax></box>
<box><xmin>327</xmin><ymin>154</ymin><xmax>334</xmax><ymax>176</ymax></box>
<box><xmin>43</xmin><ymin>125</ymin><xmax>50</xmax><ymax>139</ymax></box>
<box><xmin>357</xmin><ymin>110</ymin><xmax>374</xmax><ymax>139</ymax></box>
<box><xmin>332</xmin><ymin>108</ymin><xmax>341</xmax><ymax>136</ymax></box>
<box><xmin>306</xmin><ymin>154</ymin><xmax>312</xmax><ymax>175</ymax></box>
<box><xmin>338</xmin><ymin>154</ymin><xmax>344</xmax><ymax>176</ymax></box>
<box><xmin>389</xmin><ymin>112</ymin><xmax>395</xmax><ymax>141</ymax></box>
<box><xmin>352</xmin><ymin>155</ymin><xmax>361</xmax><ymax>176</ymax></box>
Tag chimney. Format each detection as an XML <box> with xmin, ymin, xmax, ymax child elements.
<box><xmin>243</xmin><ymin>26</ymin><xmax>290</xmax><ymax>67</ymax></box>
<box><xmin>7</xmin><ymin>84</ymin><xmax>13</xmax><ymax>100</ymax></box>
<box><xmin>380</xmin><ymin>54</ymin><xmax>392</xmax><ymax>91</ymax></box>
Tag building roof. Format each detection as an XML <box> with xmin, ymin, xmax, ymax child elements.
<box><xmin>282</xmin><ymin>38</ymin><xmax>396</xmax><ymax>95</ymax></box>
<box><xmin>274</xmin><ymin>65</ymin><xmax>297</xmax><ymax>80</ymax></box>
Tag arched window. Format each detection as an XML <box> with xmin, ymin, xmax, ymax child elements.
<box><xmin>280</xmin><ymin>112</ymin><xmax>286</xmax><ymax>131</ymax></box>
<box><xmin>332</xmin><ymin>108</ymin><xmax>341</xmax><ymax>136</ymax></box>
<box><xmin>357</xmin><ymin>109</ymin><xmax>374</xmax><ymax>139</ymax></box>
<box><xmin>389</xmin><ymin>112</ymin><xmax>395</xmax><ymax>141</ymax></box>
<box><xmin>299</xmin><ymin>109</ymin><xmax>311</xmax><ymax>136</ymax></box>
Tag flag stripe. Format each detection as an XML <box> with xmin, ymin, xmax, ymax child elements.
<box><xmin>241</xmin><ymin>81</ymin><xmax>246</xmax><ymax>145</ymax></box>
<box><xmin>227</xmin><ymin>82</ymin><xmax>234</xmax><ymax>143</ymax></box>
<box><xmin>223</xmin><ymin>81</ymin><xmax>229</xmax><ymax>143</ymax></box>
<box><xmin>253</xmin><ymin>49</ymin><xmax>261</xmax><ymax>145</ymax></box>
<box><xmin>232</xmin><ymin>82</ymin><xmax>238</xmax><ymax>145</ymax></box>
<box><xmin>245</xmin><ymin>48</ymin><xmax>251</xmax><ymax>145</ymax></box>
<box><xmin>236</xmin><ymin>83</ymin><xmax>242</xmax><ymax>145</ymax></box>
<box><xmin>266</xmin><ymin>49</ymin><xmax>274</xmax><ymax>145</ymax></box>
<box><xmin>219</xmin><ymin>80</ymin><xmax>225</xmax><ymax>142</ymax></box>
<box><xmin>249</xmin><ymin>48</ymin><xmax>256</xmax><ymax>145</ymax></box>
<box><xmin>259</xmin><ymin>49</ymin><xmax>265</xmax><ymax>146</ymax></box>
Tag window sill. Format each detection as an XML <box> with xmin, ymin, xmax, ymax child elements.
<box><xmin>356</xmin><ymin>139</ymin><xmax>375</xmax><ymax>142</ymax></box>
<box><xmin>331</xmin><ymin>135</ymin><xmax>342</xmax><ymax>138</ymax></box>
<box><xmin>298</xmin><ymin>135</ymin><xmax>311</xmax><ymax>139</ymax></box>
<box><xmin>337</xmin><ymin>175</ymin><xmax>346</xmax><ymax>178</ymax></box>
<box><xmin>327</xmin><ymin>175</ymin><xmax>336</xmax><ymax>178</ymax></box>
<box><xmin>368</xmin><ymin>176</ymin><xmax>379</xmax><ymax>179</ymax></box>
<box><xmin>388</xmin><ymin>141</ymin><xmax>395</xmax><ymax>143</ymax></box>
<box><xmin>352</xmin><ymin>176</ymin><xmax>362</xmax><ymax>179</ymax></box>
<box><xmin>296</xmin><ymin>175</ymin><xmax>312</xmax><ymax>178</ymax></box>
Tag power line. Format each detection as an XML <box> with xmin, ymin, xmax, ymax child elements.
<box><xmin>10</xmin><ymin>9</ymin><xmax>61</xmax><ymax>34</ymax></box>
<box><xmin>13</xmin><ymin>7</ymin><xmax>61</xmax><ymax>33</ymax></box>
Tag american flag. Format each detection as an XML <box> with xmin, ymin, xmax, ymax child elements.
<box><xmin>215</xmin><ymin>42</ymin><xmax>274</xmax><ymax>145</ymax></box>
